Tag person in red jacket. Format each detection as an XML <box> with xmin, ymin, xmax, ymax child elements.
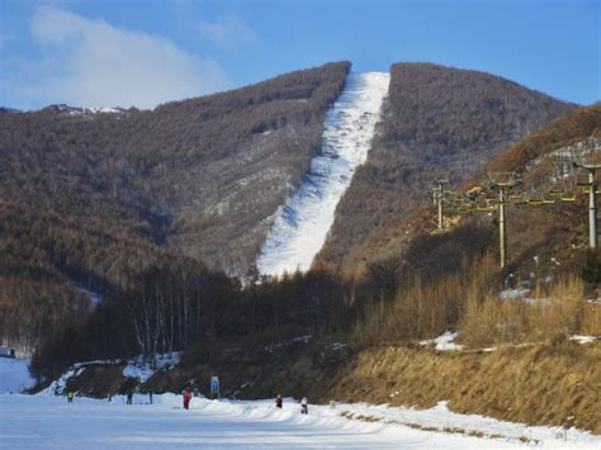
<box><xmin>183</xmin><ymin>387</ymin><xmax>192</xmax><ymax>410</ymax></box>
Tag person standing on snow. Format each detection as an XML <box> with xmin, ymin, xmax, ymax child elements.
<box><xmin>210</xmin><ymin>375</ymin><xmax>220</xmax><ymax>400</ymax></box>
<box><xmin>67</xmin><ymin>391</ymin><xmax>74</xmax><ymax>403</ymax></box>
<box><xmin>183</xmin><ymin>387</ymin><xmax>192</xmax><ymax>410</ymax></box>
<box><xmin>300</xmin><ymin>397</ymin><xmax>308</xmax><ymax>415</ymax></box>
<box><xmin>126</xmin><ymin>389</ymin><xmax>133</xmax><ymax>405</ymax></box>
<box><xmin>275</xmin><ymin>393</ymin><xmax>283</xmax><ymax>409</ymax></box>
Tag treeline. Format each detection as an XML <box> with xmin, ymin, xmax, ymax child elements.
<box><xmin>30</xmin><ymin>263</ymin><xmax>357</xmax><ymax>382</ymax></box>
<box><xmin>25</xmin><ymin>214</ymin><xmax>497</xmax><ymax>383</ymax></box>
<box><xmin>0</xmin><ymin>198</ymin><xmax>356</xmax><ymax>369</ymax></box>
<box><xmin>0</xmin><ymin>61</ymin><xmax>350</xmax><ymax>276</ymax></box>
<box><xmin>31</xmin><ymin>259</ymin><xmax>231</xmax><ymax>380</ymax></box>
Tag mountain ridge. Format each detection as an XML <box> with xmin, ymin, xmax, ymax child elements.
<box><xmin>316</xmin><ymin>62</ymin><xmax>575</xmax><ymax>274</ymax></box>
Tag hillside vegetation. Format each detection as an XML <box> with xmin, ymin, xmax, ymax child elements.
<box><xmin>349</xmin><ymin>103</ymin><xmax>601</xmax><ymax>345</ymax></box>
<box><xmin>0</xmin><ymin>200</ymin><xmax>180</xmax><ymax>353</ymax></box>
<box><xmin>317</xmin><ymin>62</ymin><xmax>574</xmax><ymax>274</ymax></box>
<box><xmin>326</xmin><ymin>342</ymin><xmax>601</xmax><ymax>434</ymax></box>
<box><xmin>0</xmin><ymin>62</ymin><xmax>350</xmax><ymax>277</ymax></box>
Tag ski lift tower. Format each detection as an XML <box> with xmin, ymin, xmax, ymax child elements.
<box><xmin>575</xmin><ymin>162</ymin><xmax>601</xmax><ymax>249</ymax></box>
<box><xmin>429</xmin><ymin>178</ymin><xmax>449</xmax><ymax>230</ymax></box>
<box><xmin>488</xmin><ymin>172</ymin><xmax>519</xmax><ymax>269</ymax></box>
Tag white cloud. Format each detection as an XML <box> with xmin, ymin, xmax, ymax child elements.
<box><xmin>12</xmin><ymin>6</ymin><xmax>230</xmax><ymax>109</ymax></box>
<box><xmin>198</xmin><ymin>15</ymin><xmax>258</xmax><ymax>48</ymax></box>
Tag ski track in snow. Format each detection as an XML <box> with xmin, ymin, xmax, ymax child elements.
<box><xmin>257</xmin><ymin>72</ymin><xmax>390</xmax><ymax>277</ymax></box>
<box><xmin>1</xmin><ymin>394</ymin><xmax>598</xmax><ymax>449</ymax></box>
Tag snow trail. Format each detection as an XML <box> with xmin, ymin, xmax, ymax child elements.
<box><xmin>257</xmin><ymin>72</ymin><xmax>390</xmax><ymax>276</ymax></box>
<box><xmin>2</xmin><ymin>394</ymin><xmax>598</xmax><ymax>449</ymax></box>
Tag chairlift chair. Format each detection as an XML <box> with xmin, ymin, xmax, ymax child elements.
<box><xmin>559</xmin><ymin>192</ymin><xmax>577</xmax><ymax>202</ymax></box>
<box><xmin>527</xmin><ymin>199</ymin><xmax>544</xmax><ymax>206</ymax></box>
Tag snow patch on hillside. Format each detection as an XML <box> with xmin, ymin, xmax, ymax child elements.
<box><xmin>570</xmin><ymin>335</ymin><xmax>598</xmax><ymax>345</ymax></box>
<box><xmin>419</xmin><ymin>331</ymin><xmax>464</xmax><ymax>351</ymax></box>
<box><xmin>51</xmin><ymin>104</ymin><xmax>127</xmax><ymax>115</ymax></box>
<box><xmin>122</xmin><ymin>353</ymin><xmax>181</xmax><ymax>382</ymax></box>
<box><xmin>257</xmin><ymin>72</ymin><xmax>390</xmax><ymax>276</ymax></box>
<box><xmin>41</xmin><ymin>352</ymin><xmax>181</xmax><ymax>395</ymax></box>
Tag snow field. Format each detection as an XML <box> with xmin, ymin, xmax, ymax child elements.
<box><xmin>257</xmin><ymin>72</ymin><xmax>390</xmax><ymax>277</ymax></box>
<box><xmin>0</xmin><ymin>358</ymin><xmax>35</xmax><ymax>394</ymax></box>
<box><xmin>1</xmin><ymin>393</ymin><xmax>599</xmax><ymax>449</ymax></box>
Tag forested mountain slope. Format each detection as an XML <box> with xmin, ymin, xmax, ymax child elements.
<box><xmin>347</xmin><ymin>103</ymin><xmax>601</xmax><ymax>295</ymax></box>
<box><xmin>0</xmin><ymin>200</ymin><xmax>176</xmax><ymax>353</ymax></box>
<box><xmin>317</xmin><ymin>63</ymin><xmax>574</xmax><ymax>274</ymax></box>
<box><xmin>0</xmin><ymin>61</ymin><xmax>581</xmax><ymax>356</ymax></box>
<box><xmin>0</xmin><ymin>62</ymin><xmax>350</xmax><ymax>277</ymax></box>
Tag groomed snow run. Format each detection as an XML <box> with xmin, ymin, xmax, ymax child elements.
<box><xmin>257</xmin><ymin>72</ymin><xmax>389</xmax><ymax>277</ymax></box>
<box><xmin>1</xmin><ymin>394</ymin><xmax>598</xmax><ymax>449</ymax></box>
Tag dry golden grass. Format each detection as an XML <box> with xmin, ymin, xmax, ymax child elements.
<box><xmin>353</xmin><ymin>255</ymin><xmax>499</xmax><ymax>345</ymax></box>
<box><xmin>459</xmin><ymin>276</ymin><xmax>600</xmax><ymax>347</ymax></box>
<box><xmin>582</xmin><ymin>300</ymin><xmax>601</xmax><ymax>335</ymax></box>
<box><xmin>324</xmin><ymin>342</ymin><xmax>601</xmax><ymax>434</ymax></box>
<box><xmin>354</xmin><ymin>250</ymin><xmax>600</xmax><ymax>349</ymax></box>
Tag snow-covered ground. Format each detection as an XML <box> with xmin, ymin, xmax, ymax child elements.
<box><xmin>0</xmin><ymin>358</ymin><xmax>35</xmax><ymax>394</ymax></box>
<box><xmin>257</xmin><ymin>72</ymin><xmax>389</xmax><ymax>277</ymax></box>
<box><xmin>1</xmin><ymin>394</ymin><xmax>598</xmax><ymax>449</ymax></box>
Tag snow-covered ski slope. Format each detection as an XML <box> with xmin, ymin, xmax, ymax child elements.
<box><xmin>1</xmin><ymin>394</ymin><xmax>598</xmax><ymax>449</ymax></box>
<box><xmin>257</xmin><ymin>72</ymin><xmax>389</xmax><ymax>276</ymax></box>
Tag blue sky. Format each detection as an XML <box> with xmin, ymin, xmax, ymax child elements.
<box><xmin>1</xmin><ymin>0</ymin><xmax>599</xmax><ymax>109</ymax></box>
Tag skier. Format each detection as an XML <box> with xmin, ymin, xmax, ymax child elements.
<box><xmin>148</xmin><ymin>390</ymin><xmax>153</xmax><ymax>404</ymax></box>
<box><xmin>67</xmin><ymin>391</ymin><xmax>74</xmax><ymax>403</ymax></box>
<box><xmin>126</xmin><ymin>389</ymin><xmax>133</xmax><ymax>405</ymax></box>
<box><xmin>183</xmin><ymin>387</ymin><xmax>192</xmax><ymax>410</ymax></box>
<box><xmin>275</xmin><ymin>393</ymin><xmax>283</xmax><ymax>409</ymax></box>
<box><xmin>300</xmin><ymin>397</ymin><xmax>308</xmax><ymax>415</ymax></box>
